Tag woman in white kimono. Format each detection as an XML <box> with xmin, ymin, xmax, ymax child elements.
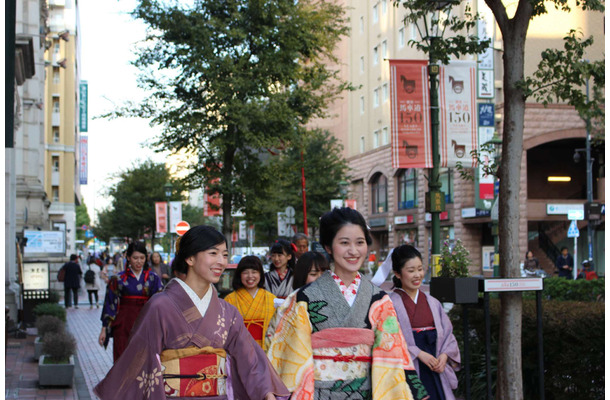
<box><xmin>95</xmin><ymin>225</ymin><xmax>289</xmax><ymax>400</ymax></box>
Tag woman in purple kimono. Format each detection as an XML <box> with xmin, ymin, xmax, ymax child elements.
<box><xmin>98</xmin><ymin>241</ymin><xmax>163</xmax><ymax>362</ymax></box>
<box><xmin>94</xmin><ymin>225</ymin><xmax>289</xmax><ymax>400</ymax></box>
<box><xmin>389</xmin><ymin>245</ymin><xmax>461</xmax><ymax>400</ymax></box>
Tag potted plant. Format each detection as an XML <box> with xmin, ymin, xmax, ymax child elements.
<box><xmin>34</xmin><ymin>315</ymin><xmax>64</xmax><ymax>360</ymax></box>
<box><xmin>33</xmin><ymin>302</ymin><xmax>67</xmax><ymax>322</ymax></box>
<box><xmin>38</xmin><ymin>331</ymin><xmax>77</xmax><ymax>387</ymax></box>
<box><xmin>430</xmin><ymin>239</ymin><xmax>480</xmax><ymax>304</ymax></box>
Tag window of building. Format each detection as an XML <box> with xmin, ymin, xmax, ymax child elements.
<box><xmin>373</xmin><ymin>46</ymin><xmax>379</xmax><ymax>65</ymax></box>
<box><xmin>52</xmin><ymin>98</ymin><xmax>60</xmax><ymax>113</ymax></box>
<box><xmin>373</xmin><ymin>88</ymin><xmax>380</xmax><ymax>107</ymax></box>
<box><xmin>382</xmin><ymin>83</ymin><xmax>389</xmax><ymax>102</ymax></box>
<box><xmin>371</xmin><ymin>174</ymin><xmax>388</xmax><ymax>214</ymax></box>
<box><xmin>439</xmin><ymin>168</ymin><xmax>454</xmax><ymax>203</ymax></box>
<box><xmin>373</xmin><ymin>4</ymin><xmax>379</xmax><ymax>24</ymax></box>
<box><xmin>382</xmin><ymin>0</ymin><xmax>388</xmax><ymax>14</ymax></box>
<box><xmin>360</xmin><ymin>16</ymin><xmax>364</xmax><ymax>34</ymax></box>
<box><xmin>382</xmin><ymin>127</ymin><xmax>389</xmax><ymax>144</ymax></box>
<box><xmin>53</xmin><ymin>127</ymin><xmax>60</xmax><ymax>143</ymax></box>
<box><xmin>360</xmin><ymin>96</ymin><xmax>365</xmax><ymax>114</ymax></box>
<box><xmin>382</xmin><ymin>40</ymin><xmax>388</xmax><ymax>59</ymax></box>
<box><xmin>373</xmin><ymin>130</ymin><xmax>380</xmax><ymax>148</ymax></box>
<box><xmin>53</xmin><ymin>41</ymin><xmax>60</xmax><ymax>56</ymax></box>
<box><xmin>53</xmin><ymin>67</ymin><xmax>60</xmax><ymax>84</ymax></box>
<box><xmin>399</xmin><ymin>27</ymin><xmax>405</xmax><ymax>48</ymax></box>
<box><xmin>52</xmin><ymin>156</ymin><xmax>60</xmax><ymax>172</ymax></box>
<box><xmin>410</xmin><ymin>24</ymin><xmax>418</xmax><ymax>41</ymax></box>
<box><xmin>360</xmin><ymin>56</ymin><xmax>365</xmax><ymax>73</ymax></box>
<box><xmin>398</xmin><ymin>169</ymin><xmax>417</xmax><ymax>209</ymax></box>
<box><xmin>360</xmin><ymin>136</ymin><xmax>365</xmax><ymax>153</ymax></box>
<box><xmin>52</xmin><ymin>186</ymin><xmax>59</xmax><ymax>202</ymax></box>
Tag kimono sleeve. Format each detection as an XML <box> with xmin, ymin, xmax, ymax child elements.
<box><xmin>223</xmin><ymin>306</ymin><xmax>290</xmax><ymax>400</ymax></box>
<box><xmin>94</xmin><ymin>296</ymin><xmax>166</xmax><ymax>400</ymax></box>
<box><xmin>437</xmin><ymin>303</ymin><xmax>461</xmax><ymax>370</ymax></box>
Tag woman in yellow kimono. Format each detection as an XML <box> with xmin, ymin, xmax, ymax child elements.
<box><xmin>225</xmin><ymin>256</ymin><xmax>276</xmax><ymax>351</ymax></box>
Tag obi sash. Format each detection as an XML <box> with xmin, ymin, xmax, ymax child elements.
<box><xmin>160</xmin><ymin>346</ymin><xmax>228</xmax><ymax>397</ymax></box>
<box><xmin>311</xmin><ymin>327</ymin><xmax>375</xmax><ymax>382</ymax></box>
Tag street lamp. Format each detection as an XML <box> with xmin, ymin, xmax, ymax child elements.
<box><xmin>484</xmin><ymin>132</ymin><xmax>503</xmax><ymax>277</ymax></box>
<box><xmin>164</xmin><ymin>182</ymin><xmax>173</xmax><ymax>254</ymax></box>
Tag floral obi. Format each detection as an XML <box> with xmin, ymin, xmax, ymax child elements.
<box><xmin>160</xmin><ymin>346</ymin><xmax>227</xmax><ymax>397</ymax></box>
<box><xmin>311</xmin><ymin>327</ymin><xmax>375</xmax><ymax>382</ymax></box>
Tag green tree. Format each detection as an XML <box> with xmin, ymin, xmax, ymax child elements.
<box><xmin>75</xmin><ymin>201</ymin><xmax>91</xmax><ymax>241</ymax></box>
<box><xmin>93</xmin><ymin>160</ymin><xmax>183</xmax><ymax>244</ymax></box>
<box><xmin>107</xmin><ymin>0</ymin><xmax>352</xmax><ymax>242</ymax></box>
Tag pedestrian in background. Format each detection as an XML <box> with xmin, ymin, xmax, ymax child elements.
<box><xmin>225</xmin><ymin>255</ymin><xmax>276</xmax><ymax>351</ymax></box>
<box><xmin>555</xmin><ymin>246</ymin><xmax>574</xmax><ymax>279</ymax></box>
<box><xmin>85</xmin><ymin>256</ymin><xmax>103</xmax><ymax>309</ymax></box>
<box><xmin>61</xmin><ymin>254</ymin><xmax>83</xmax><ymax>309</ymax></box>
<box><xmin>389</xmin><ymin>244</ymin><xmax>460</xmax><ymax>400</ymax></box>
<box><xmin>523</xmin><ymin>250</ymin><xmax>540</xmax><ymax>273</ymax></box>
<box><xmin>98</xmin><ymin>242</ymin><xmax>163</xmax><ymax>362</ymax></box>
<box><xmin>267</xmin><ymin>207</ymin><xmax>428</xmax><ymax>399</ymax></box>
<box><xmin>150</xmin><ymin>251</ymin><xmax>171</xmax><ymax>285</ymax></box>
<box><xmin>94</xmin><ymin>225</ymin><xmax>289</xmax><ymax>399</ymax></box>
<box><xmin>292</xmin><ymin>232</ymin><xmax>309</xmax><ymax>260</ymax></box>
<box><xmin>292</xmin><ymin>251</ymin><xmax>329</xmax><ymax>290</ymax></box>
<box><xmin>264</xmin><ymin>239</ymin><xmax>296</xmax><ymax>299</ymax></box>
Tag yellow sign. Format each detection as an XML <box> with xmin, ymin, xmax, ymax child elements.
<box><xmin>431</xmin><ymin>254</ymin><xmax>441</xmax><ymax>277</ymax></box>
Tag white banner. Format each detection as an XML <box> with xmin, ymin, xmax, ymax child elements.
<box><xmin>169</xmin><ymin>201</ymin><xmax>182</xmax><ymax>233</ymax></box>
<box><xmin>79</xmin><ymin>136</ymin><xmax>88</xmax><ymax>185</ymax></box>
<box><xmin>439</xmin><ymin>61</ymin><xmax>478</xmax><ymax>168</ymax></box>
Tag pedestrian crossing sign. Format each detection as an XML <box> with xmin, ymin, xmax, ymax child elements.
<box><xmin>567</xmin><ymin>220</ymin><xmax>580</xmax><ymax>238</ymax></box>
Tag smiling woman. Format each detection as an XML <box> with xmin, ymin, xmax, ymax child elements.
<box><xmin>94</xmin><ymin>225</ymin><xmax>289</xmax><ymax>400</ymax></box>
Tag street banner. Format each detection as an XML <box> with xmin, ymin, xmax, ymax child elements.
<box><xmin>155</xmin><ymin>202</ymin><xmax>168</xmax><ymax>233</ymax></box>
<box><xmin>389</xmin><ymin>59</ymin><xmax>432</xmax><ymax>168</ymax></box>
<box><xmin>477</xmin><ymin>127</ymin><xmax>496</xmax><ymax>201</ymax></box>
<box><xmin>203</xmin><ymin>180</ymin><xmax>222</xmax><ymax>217</ymax></box>
<box><xmin>79</xmin><ymin>136</ymin><xmax>88</xmax><ymax>185</ymax></box>
<box><xmin>79</xmin><ymin>81</ymin><xmax>88</xmax><ymax>132</ymax></box>
<box><xmin>169</xmin><ymin>201</ymin><xmax>182</xmax><ymax>233</ymax></box>
<box><xmin>439</xmin><ymin>60</ymin><xmax>478</xmax><ymax>168</ymax></box>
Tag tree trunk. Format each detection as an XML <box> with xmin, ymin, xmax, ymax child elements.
<box><xmin>485</xmin><ymin>0</ymin><xmax>533</xmax><ymax>397</ymax></box>
<box><xmin>222</xmin><ymin>141</ymin><xmax>237</xmax><ymax>254</ymax></box>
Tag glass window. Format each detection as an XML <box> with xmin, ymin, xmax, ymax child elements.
<box><xmin>373</xmin><ymin>4</ymin><xmax>379</xmax><ymax>24</ymax></box>
<box><xmin>53</xmin><ymin>128</ymin><xmax>60</xmax><ymax>143</ymax></box>
<box><xmin>52</xmin><ymin>156</ymin><xmax>60</xmax><ymax>172</ymax></box>
<box><xmin>410</xmin><ymin>24</ymin><xmax>418</xmax><ymax>40</ymax></box>
<box><xmin>382</xmin><ymin>127</ymin><xmax>389</xmax><ymax>145</ymax></box>
<box><xmin>399</xmin><ymin>28</ymin><xmax>405</xmax><ymax>48</ymax></box>
<box><xmin>439</xmin><ymin>168</ymin><xmax>453</xmax><ymax>204</ymax></box>
<box><xmin>373</xmin><ymin>46</ymin><xmax>379</xmax><ymax>65</ymax></box>
<box><xmin>360</xmin><ymin>56</ymin><xmax>364</xmax><ymax>73</ymax></box>
<box><xmin>360</xmin><ymin>16</ymin><xmax>364</xmax><ymax>34</ymax></box>
<box><xmin>52</xmin><ymin>186</ymin><xmax>59</xmax><ymax>202</ymax></box>
<box><xmin>360</xmin><ymin>136</ymin><xmax>365</xmax><ymax>153</ymax></box>
<box><xmin>360</xmin><ymin>96</ymin><xmax>365</xmax><ymax>114</ymax></box>
<box><xmin>382</xmin><ymin>83</ymin><xmax>389</xmax><ymax>102</ymax></box>
<box><xmin>53</xmin><ymin>41</ymin><xmax>60</xmax><ymax>56</ymax></box>
<box><xmin>373</xmin><ymin>88</ymin><xmax>379</xmax><ymax>107</ymax></box>
<box><xmin>371</xmin><ymin>174</ymin><xmax>388</xmax><ymax>214</ymax></box>
<box><xmin>52</xmin><ymin>98</ymin><xmax>60</xmax><ymax>113</ymax></box>
<box><xmin>373</xmin><ymin>130</ymin><xmax>379</xmax><ymax>148</ymax></box>
<box><xmin>382</xmin><ymin>40</ymin><xmax>388</xmax><ymax>58</ymax></box>
<box><xmin>53</xmin><ymin>67</ymin><xmax>60</xmax><ymax>84</ymax></box>
<box><xmin>382</xmin><ymin>0</ymin><xmax>388</xmax><ymax>14</ymax></box>
<box><xmin>398</xmin><ymin>169</ymin><xmax>417</xmax><ymax>209</ymax></box>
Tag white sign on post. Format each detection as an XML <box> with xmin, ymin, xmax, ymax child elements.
<box><xmin>568</xmin><ymin>209</ymin><xmax>584</xmax><ymax>220</ymax></box>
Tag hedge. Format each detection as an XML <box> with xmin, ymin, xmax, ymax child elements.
<box><xmin>522</xmin><ymin>277</ymin><xmax>605</xmax><ymax>302</ymax></box>
<box><xmin>449</xmin><ymin>299</ymin><xmax>604</xmax><ymax>399</ymax></box>
<box><xmin>32</xmin><ymin>303</ymin><xmax>67</xmax><ymax>322</ymax></box>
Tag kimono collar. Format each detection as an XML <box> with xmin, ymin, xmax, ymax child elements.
<box><xmin>122</xmin><ymin>266</ymin><xmax>150</xmax><ymax>283</ymax></box>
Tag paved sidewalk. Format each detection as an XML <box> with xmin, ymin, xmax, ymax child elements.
<box><xmin>5</xmin><ymin>296</ymin><xmax>113</xmax><ymax>399</ymax></box>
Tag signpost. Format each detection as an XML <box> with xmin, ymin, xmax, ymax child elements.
<box><xmin>567</xmin><ymin>218</ymin><xmax>580</xmax><ymax>280</ymax></box>
<box><xmin>175</xmin><ymin>221</ymin><xmax>190</xmax><ymax>237</ymax></box>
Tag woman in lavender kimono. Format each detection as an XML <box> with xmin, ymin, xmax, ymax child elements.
<box><xmin>389</xmin><ymin>245</ymin><xmax>461</xmax><ymax>400</ymax></box>
<box><xmin>94</xmin><ymin>225</ymin><xmax>289</xmax><ymax>400</ymax></box>
<box><xmin>98</xmin><ymin>241</ymin><xmax>163</xmax><ymax>362</ymax></box>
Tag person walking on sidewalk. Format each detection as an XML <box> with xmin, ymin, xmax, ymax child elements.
<box><xmin>62</xmin><ymin>254</ymin><xmax>83</xmax><ymax>309</ymax></box>
<box><xmin>85</xmin><ymin>256</ymin><xmax>103</xmax><ymax>308</ymax></box>
<box><xmin>98</xmin><ymin>242</ymin><xmax>163</xmax><ymax>362</ymax></box>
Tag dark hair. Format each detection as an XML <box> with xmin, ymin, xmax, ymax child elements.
<box><xmin>173</xmin><ymin>225</ymin><xmax>227</xmax><ymax>275</ymax></box>
<box><xmin>269</xmin><ymin>239</ymin><xmax>296</xmax><ymax>271</ymax></box>
<box><xmin>125</xmin><ymin>242</ymin><xmax>149</xmax><ymax>270</ymax></box>
<box><xmin>151</xmin><ymin>251</ymin><xmax>163</xmax><ymax>265</ymax></box>
<box><xmin>292</xmin><ymin>252</ymin><xmax>330</xmax><ymax>290</ymax></box>
<box><xmin>292</xmin><ymin>233</ymin><xmax>309</xmax><ymax>243</ymax></box>
<box><xmin>319</xmin><ymin>207</ymin><xmax>372</xmax><ymax>260</ymax></box>
<box><xmin>560</xmin><ymin>246</ymin><xmax>568</xmax><ymax>252</ymax></box>
<box><xmin>391</xmin><ymin>245</ymin><xmax>423</xmax><ymax>288</ymax></box>
<box><xmin>232</xmin><ymin>255</ymin><xmax>266</xmax><ymax>290</ymax></box>
<box><xmin>525</xmin><ymin>250</ymin><xmax>533</xmax><ymax>259</ymax></box>
<box><xmin>69</xmin><ymin>254</ymin><xmax>78</xmax><ymax>261</ymax></box>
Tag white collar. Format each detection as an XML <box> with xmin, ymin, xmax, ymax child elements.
<box><xmin>175</xmin><ymin>278</ymin><xmax>214</xmax><ymax>318</ymax></box>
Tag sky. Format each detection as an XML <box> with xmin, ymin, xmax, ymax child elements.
<box><xmin>78</xmin><ymin>0</ymin><xmax>168</xmax><ymax>224</ymax></box>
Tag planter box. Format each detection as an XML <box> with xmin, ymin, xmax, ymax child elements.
<box><xmin>430</xmin><ymin>277</ymin><xmax>480</xmax><ymax>304</ymax></box>
<box><xmin>38</xmin><ymin>355</ymin><xmax>74</xmax><ymax>387</ymax></box>
<box><xmin>34</xmin><ymin>337</ymin><xmax>43</xmax><ymax>360</ymax></box>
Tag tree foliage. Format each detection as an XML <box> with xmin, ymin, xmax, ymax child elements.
<box><xmin>75</xmin><ymin>201</ymin><xmax>91</xmax><ymax>241</ymax></box>
<box><xmin>106</xmin><ymin>0</ymin><xmax>352</xmax><ymax>240</ymax></box>
<box><xmin>93</xmin><ymin>160</ymin><xmax>182</xmax><ymax>242</ymax></box>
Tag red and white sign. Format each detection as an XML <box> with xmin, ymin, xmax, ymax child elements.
<box><xmin>483</xmin><ymin>278</ymin><xmax>543</xmax><ymax>292</ymax></box>
<box><xmin>155</xmin><ymin>202</ymin><xmax>168</xmax><ymax>233</ymax></box>
<box><xmin>389</xmin><ymin>59</ymin><xmax>432</xmax><ymax>169</ymax></box>
<box><xmin>439</xmin><ymin>60</ymin><xmax>478</xmax><ymax>168</ymax></box>
<box><xmin>175</xmin><ymin>221</ymin><xmax>190</xmax><ymax>236</ymax></box>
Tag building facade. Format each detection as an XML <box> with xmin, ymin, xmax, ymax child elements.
<box><xmin>314</xmin><ymin>1</ymin><xmax>605</xmax><ymax>275</ymax></box>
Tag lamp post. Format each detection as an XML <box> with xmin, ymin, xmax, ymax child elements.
<box><xmin>164</xmin><ymin>182</ymin><xmax>173</xmax><ymax>254</ymax></box>
<box><xmin>485</xmin><ymin>132</ymin><xmax>503</xmax><ymax>277</ymax></box>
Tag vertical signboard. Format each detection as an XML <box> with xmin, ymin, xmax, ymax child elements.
<box><xmin>79</xmin><ymin>136</ymin><xmax>88</xmax><ymax>185</ymax></box>
<box><xmin>169</xmin><ymin>201</ymin><xmax>182</xmax><ymax>233</ymax></box>
<box><xmin>155</xmin><ymin>202</ymin><xmax>168</xmax><ymax>233</ymax></box>
<box><xmin>476</xmin><ymin>103</ymin><xmax>495</xmax><ymax>208</ymax></box>
<box><xmin>477</xmin><ymin>3</ymin><xmax>495</xmax><ymax>99</ymax></box>
<box><xmin>79</xmin><ymin>81</ymin><xmax>88</xmax><ymax>132</ymax></box>
<box><xmin>439</xmin><ymin>61</ymin><xmax>478</xmax><ymax>168</ymax></box>
<box><xmin>389</xmin><ymin>59</ymin><xmax>432</xmax><ymax>168</ymax></box>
